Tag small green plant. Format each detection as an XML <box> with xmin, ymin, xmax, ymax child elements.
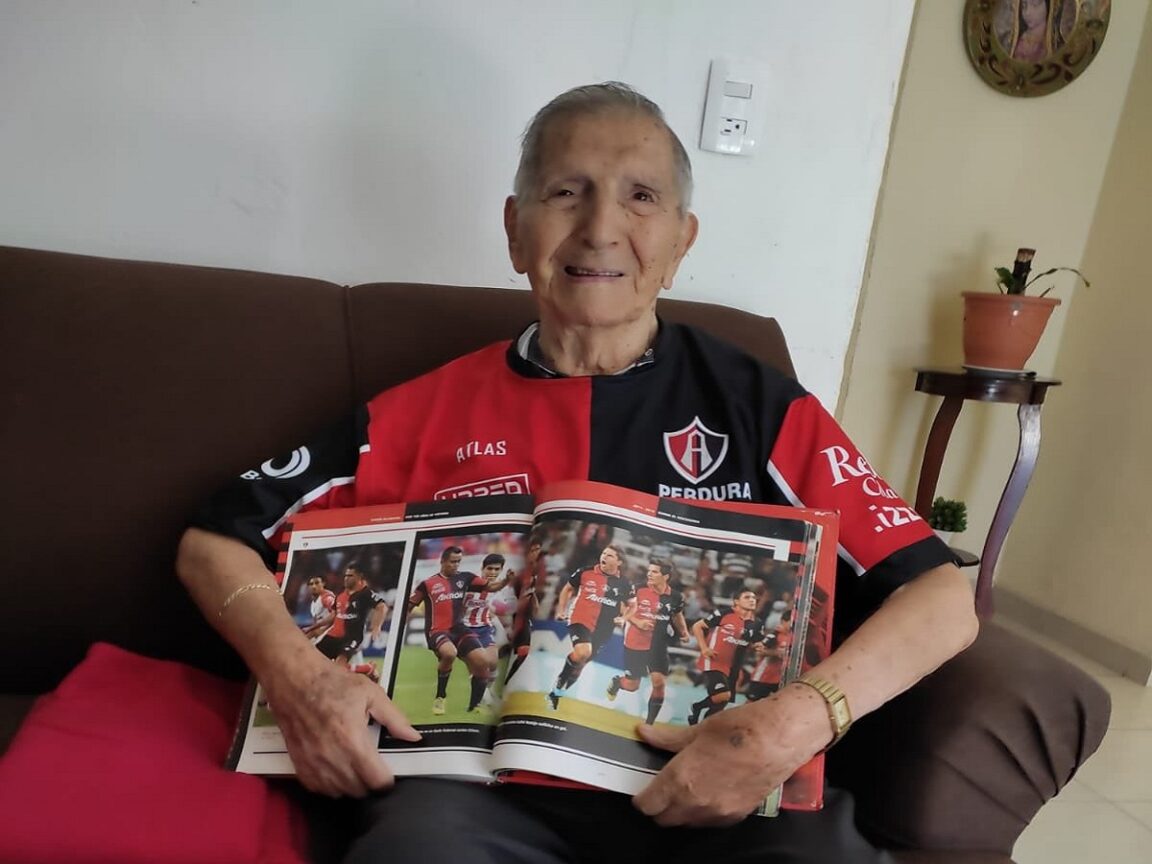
<box><xmin>928</xmin><ymin>497</ymin><xmax>968</xmax><ymax>533</ymax></box>
<box><xmin>994</xmin><ymin>247</ymin><xmax>1090</xmax><ymax>297</ymax></box>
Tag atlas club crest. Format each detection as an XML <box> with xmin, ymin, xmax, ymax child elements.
<box><xmin>663</xmin><ymin>416</ymin><xmax>729</xmax><ymax>485</ymax></box>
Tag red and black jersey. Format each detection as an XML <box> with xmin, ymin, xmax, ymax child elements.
<box><xmin>751</xmin><ymin>627</ymin><xmax>792</xmax><ymax>685</ymax></box>
<box><xmin>623</xmin><ymin>586</ymin><xmax>684</xmax><ymax>651</ymax></box>
<box><xmin>409</xmin><ymin>572</ymin><xmax>486</xmax><ymax>633</ymax></box>
<box><xmin>565</xmin><ymin>566</ymin><xmax>626</xmax><ymax>631</ymax></box>
<box><xmin>191</xmin><ymin>321</ymin><xmax>954</xmax><ymax>644</ymax></box>
<box><xmin>330</xmin><ymin>586</ymin><xmax>383</xmax><ymax>643</ymax></box>
<box><xmin>696</xmin><ymin>610</ymin><xmax>764</xmax><ymax>677</ymax></box>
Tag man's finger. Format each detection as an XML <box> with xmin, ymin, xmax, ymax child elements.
<box><xmin>368</xmin><ymin>691</ymin><xmax>422</xmax><ymax>742</ymax></box>
<box><xmin>632</xmin><ymin>776</ymin><xmax>672</xmax><ymax>818</ymax></box>
<box><xmin>636</xmin><ymin>722</ymin><xmax>695</xmax><ymax>753</ymax></box>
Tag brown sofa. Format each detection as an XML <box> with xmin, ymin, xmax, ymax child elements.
<box><xmin>0</xmin><ymin>244</ymin><xmax>1110</xmax><ymax>863</ymax></box>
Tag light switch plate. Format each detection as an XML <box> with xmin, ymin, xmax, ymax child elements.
<box><xmin>700</xmin><ymin>57</ymin><xmax>772</xmax><ymax>156</ymax></box>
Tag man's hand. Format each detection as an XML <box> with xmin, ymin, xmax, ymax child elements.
<box><xmin>632</xmin><ymin>687</ymin><xmax>828</xmax><ymax>827</ymax></box>
<box><xmin>263</xmin><ymin>651</ymin><xmax>421</xmax><ymax>798</ymax></box>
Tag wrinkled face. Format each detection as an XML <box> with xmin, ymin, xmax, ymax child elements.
<box><xmin>505</xmin><ymin>110</ymin><xmax>698</xmax><ymax>333</ymax></box>
<box><xmin>442</xmin><ymin>552</ymin><xmax>463</xmax><ymax>576</ymax></box>
<box><xmin>308</xmin><ymin>576</ymin><xmax>325</xmax><ymax>597</ymax></box>
<box><xmin>599</xmin><ymin>546</ymin><xmax>621</xmax><ymax>575</ymax></box>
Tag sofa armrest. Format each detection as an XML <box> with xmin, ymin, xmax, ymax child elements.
<box><xmin>825</xmin><ymin>620</ymin><xmax>1111</xmax><ymax>855</ymax></box>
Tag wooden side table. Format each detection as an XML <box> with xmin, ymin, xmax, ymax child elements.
<box><xmin>913</xmin><ymin>368</ymin><xmax>1061</xmax><ymax>618</ymax></box>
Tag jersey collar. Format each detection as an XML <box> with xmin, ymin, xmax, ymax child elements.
<box><xmin>510</xmin><ymin>321</ymin><xmax>662</xmax><ymax>379</ymax></box>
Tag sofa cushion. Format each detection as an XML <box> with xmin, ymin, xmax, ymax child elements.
<box><xmin>0</xmin><ymin>642</ymin><xmax>306</xmax><ymax>864</ymax></box>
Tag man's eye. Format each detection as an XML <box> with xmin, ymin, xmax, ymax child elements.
<box><xmin>632</xmin><ymin>190</ymin><xmax>655</xmax><ymax>203</ymax></box>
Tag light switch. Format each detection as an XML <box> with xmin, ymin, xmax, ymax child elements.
<box><xmin>700</xmin><ymin>58</ymin><xmax>771</xmax><ymax>156</ymax></box>
<box><xmin>723</xmin><ymin>81</ymin><xmax>753</xmax><ymax>99</ymax></box>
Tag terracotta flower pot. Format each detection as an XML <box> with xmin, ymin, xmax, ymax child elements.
<box><xmin>961</xmin><ymin>292</ymin><xmax>1061</xmax><ymax>371</ymax></box>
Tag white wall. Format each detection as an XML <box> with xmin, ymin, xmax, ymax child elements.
<box><xmin>0</xmin><ymin>0</ymin><xmax>914</xmax><ymax>407</ymax></box>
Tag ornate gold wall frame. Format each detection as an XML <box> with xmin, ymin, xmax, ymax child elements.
<box><xmin>964</xmin><ymin>0</ymin><xmax>1111</xmax><ymax>97</ymax></box>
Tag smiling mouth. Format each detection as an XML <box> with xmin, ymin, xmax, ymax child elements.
<box><xmin>565</xmin><ymin>266</ymin><xmax>624</xmax><ymax>278</ymax></box>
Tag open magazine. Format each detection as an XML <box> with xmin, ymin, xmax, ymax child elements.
<box><xmin>227</xmin><ymin>480</ymin><xmax>838</xmax><ymax>813</ymax></box>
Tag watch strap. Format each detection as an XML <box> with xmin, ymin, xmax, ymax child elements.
<box><xmin>794</xmin><ymin>673</ymin><xmax>853</xmax><ymax>751</ymax></box>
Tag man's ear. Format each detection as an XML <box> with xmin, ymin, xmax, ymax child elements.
<box><xmin>662</xmin><ymin>212</ymin><xmax>699</xmax><ymax>292</ymax></box>
<box><xmin>504</xmin><ymin>196</ymin><xmax>526</xmax><ymax>274</ymax></box>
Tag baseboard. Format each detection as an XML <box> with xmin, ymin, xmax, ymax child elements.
<box><xmin>995</xmin><ymin>587</ymin><xmax>1152</xmax><ymax>685</ymax></box>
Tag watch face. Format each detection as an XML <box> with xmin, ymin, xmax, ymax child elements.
<box><xmin>831</xmin><ymin>700</ymin><xmax>852</xmax><ymax>731</ymax></box>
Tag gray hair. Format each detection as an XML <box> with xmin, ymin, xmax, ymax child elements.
<box><xmin>513</xmin><ymin>81</ymin><xmax>693</xmax><ymax>210</ymax></box>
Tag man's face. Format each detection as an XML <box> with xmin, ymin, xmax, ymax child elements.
<box><xmin>599</xmin><ymin>546</ymin><xmax>620</xmax><ymax>575</ymax></box>
<box><xmin>646</xmin><ymin>564</ymin><xmax>667</xmax><ymax>590</ymax></box>
<box><xmin>343</xmin><ymin>569</ymin><xmax>361</xmax><ymax>590</ymax></box>
<box><xmin>307</xmin><ymin>577</ymin><xmax>324</xmax><ymax>598</ymax></box>
<box><xmin>504</xmin><ymin>109</ymin><xmax>698</xmax><ymax>332</ymax></box>
<box><xmin>736</xmin><ymin>591</ymin><xmax>758</xmax><ymax>613</ymax></box>
<box><xmin>483</xmin><ymin>563</ymin><xmax>503</xmax><ymax>582</ymax></box>
<box><xmin>442</xmin><ymin>552</ymin><xmax>463</xmax><ymax>576</ymax></box>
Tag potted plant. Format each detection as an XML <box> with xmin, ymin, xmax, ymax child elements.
<box><xmin>927</xmin><ymin>497</ymin><xmax>967</xmax><ymax>546</ymax></box>
<box><xmin>962</xmin><ymin>248</ymin><xmax>1090</xmax><ymax>371</ymax></box>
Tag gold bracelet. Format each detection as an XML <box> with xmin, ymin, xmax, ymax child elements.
<box><xmin>218</xmin><ymin>582</ymin><xmax>280</xmax><ymax>618</ymax></box>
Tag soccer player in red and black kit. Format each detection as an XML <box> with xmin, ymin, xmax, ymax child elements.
<box><xmin>407</xmin><ymin>546</ymin><xmax>508</xmax><ymax>716</ymax></box>
<box><xmin>606</xmin><ymin>560</ymin><xmax>690</xmax><ymax>724</ymax></box>
<box><xmin>314</xmin><ymin>565</ymin><xmax>388</xmax><ymax>682</ymax></box>
<box><xmin>747</xmin><ymin>614</ymin><xmax>792</xmax><ymax>702</ymax></box>
<box><xmin>547</xmin><ymin>544</ymin><xmax>627</xmax><ymax>709</ymax></box>
<box><xmin>504</xmin><ymin>534</ymin><xmax>544</xmax><ymax>684</ymax></box>
<box><xmin>688</xmin><ymin>588</ymin><xmax>765</xmax><ymax>725</ymax></box>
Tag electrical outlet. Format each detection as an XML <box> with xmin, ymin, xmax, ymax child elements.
<box><xmin>720</xmin><ymin>118</ymin><xmax>747</xmax><ymax>137</ymax></box>
<box><xmin>699</xmin><ymin>58</ymin><xmax>771</xmax><ymax>156</ymax></box>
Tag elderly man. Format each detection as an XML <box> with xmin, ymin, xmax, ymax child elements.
<box><xmin>177</xmin><ymin>82</ymin><xmax>977</xmax><ymax>863</ymax></box>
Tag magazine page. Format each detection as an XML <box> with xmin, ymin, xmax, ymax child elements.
<box><xmin>490</xmin><ymin>481</ymin><xmax>838</xmax><ymax>810</ymax></box>
<box><xmin>229</xmin><ymin>496</ymin><xmax>534</xmax><ymax>781</ymax></box>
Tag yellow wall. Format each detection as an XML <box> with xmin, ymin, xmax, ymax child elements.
<box><xmin>841</xmin><ymin>1</ymin><xmax>1151</xmax><ymax>671</ymax></box>
<box><xmin>996</xmin><ymin>4</ymin><xmax>1152</xmax><ymax>671</ymax></box>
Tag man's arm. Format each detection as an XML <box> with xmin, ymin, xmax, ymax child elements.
<box><xmin>368</xmin><ymin>600</ymin><xmax>388</xmax><ymax>640</ymax></box>
<box><xmin>672</xmin><ymin>610</ymin><xmax>691</xmax><ymax>642</ymax></box>
<box><xmin>691</xmin><ymin>617</ymin><xmax>715</xmax><ymax>658</ymax></box>
<box><xmin>554</xmin><ymin>581</ymin><xmax>575</xmax><ymax>620</ymax></box>
<box><xmin>635</xmin><ymin>562</ymin><xmax>977</xmax><ymax>827</ymax></box>
<box><xmin>176</xmin><ymin>528</ymin><xmax>420</xmax><ymax>797</ymax></box>
<box><xmin>302</xmin><ymin>604</ymin><xmax>336</xmax><ymax>638</ymax></box>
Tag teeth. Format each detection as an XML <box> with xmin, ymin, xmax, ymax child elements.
<box><xmin>567</xmin><ymin>266</ymin><xmax>623</xmax><ymax>277</ymax></box>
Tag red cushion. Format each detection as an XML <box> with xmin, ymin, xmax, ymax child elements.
<box><xmin>0</xmin><ymin>643</ymin><xmax>307</xmax><ymax>864</ymax></box>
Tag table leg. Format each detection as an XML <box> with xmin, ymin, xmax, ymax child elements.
<box><xmin>975</xmin><ymin>404</ymin><xmax>1042</xmax><ymax>618</ymax></box>
<box><xmin>914</xmin><ymin>396</ymin><xmax>964</xmax><ymax>518</ymax></box>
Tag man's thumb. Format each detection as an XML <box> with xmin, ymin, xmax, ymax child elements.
<box><xmin>636</xmin><ymin>722</ymin><xmax>696</xmax><ymax>753</ymax></box>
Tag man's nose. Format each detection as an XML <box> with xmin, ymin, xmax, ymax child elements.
<box><xmin>577</xmin><ymin>190</ymin><xmax>626</xmax><ymax>248</ymax></box>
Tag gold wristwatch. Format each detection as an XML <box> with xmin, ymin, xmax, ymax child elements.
<box><xmin>794</xmin><ymin>674</ymin><xmax>853</xmax><ymax>751</ymax></box>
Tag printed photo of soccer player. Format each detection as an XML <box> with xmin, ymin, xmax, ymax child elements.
<box><xmin>390</xmin><ymin>532</ymin><xmax>523</xmax><ymax>725</ymax></box>
<box><xmin>688</xmin><ymin>588</ymin><xmax>765</xmax><ymax>725</ymax></box>
<box><xmin>606</xmin><ymin>560</ymin><xmax>691</xmax><ymax>724</ymax></box>
<box><xmin>547</xmin><ymin>543</ymin><xmax>628</xmax><ymax>709</ymax></box>
<box><xmin>254</xmin><ymin>542</ymin><xmax>404</xmax><ymax>727</ymax></box>
<box><xmin>500</xmin><ymin>517</ymin><xmax>814</xmax><ymax>749</ymax></box>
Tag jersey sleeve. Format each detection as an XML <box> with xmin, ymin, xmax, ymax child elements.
<box><xmin>188</xmin><ymin>405</ymin><xmax>370</xmax><ymax>569</ymax></box>
<box><xmin>765</xmin><ymin>393</ymin><xmax>955</xmax><ymax>609</ymax></box>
